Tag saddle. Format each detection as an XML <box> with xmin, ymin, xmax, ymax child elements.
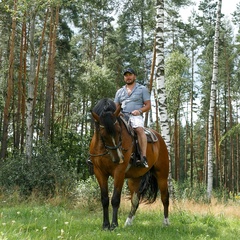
<box><xmin>120</xmin><ymin>115</ymin><xmax>158</xmax><ymax>143</ymax></box>
<box><xmin>120</xmin><ymin>115</ymin><xmax>158</xmax><ymax>166</ymax></box>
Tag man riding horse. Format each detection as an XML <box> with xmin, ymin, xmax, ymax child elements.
<box><xmin>114</xmin><ymin>68</ymin><xmax>150</xmax><ymax>168</ymax></box>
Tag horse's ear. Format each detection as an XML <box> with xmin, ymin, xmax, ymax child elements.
<box><xmin>114</xmin><ymin>105</ymin><xmax>121</xmax><ymax>117</ymax></box>
<box><xmin>91</xmin><ymin>110</ymin><xmax>100</xmax><ymax>122</ymax></box>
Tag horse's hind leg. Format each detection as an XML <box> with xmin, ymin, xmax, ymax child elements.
<box><xmin>124</xmin><ymin>178</ymin><xmax>141</xmax><ymax>227</ymax></box>
<box><xmin>158</xmin><ymin>178</ymin><xmax>170</xmax><ymax>225</ymax></box>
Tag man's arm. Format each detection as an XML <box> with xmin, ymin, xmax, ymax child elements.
<box><xmin>139</xmin><ymin>100</ymin><xmax>151</xmax><ymax>113</ymax></box>
<box><xmin>115</xmin><ymin>102</ymin><xmax>120</xmax><ymax>107</ymax></box>
<box><xmin>131</xmin><ymin>100</ymin><xmax>151</xmax><ymax>116</ymax></box>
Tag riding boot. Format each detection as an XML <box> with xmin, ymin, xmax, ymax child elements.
<box><xmin>141</xmin><ymin>156</ymin><xmax>149</xmax><ymax>168</ymax></box>
<box><xmin>136</xmin><ymin>155</ymin><xmax>149</xmax><ymax>168</ymax></box>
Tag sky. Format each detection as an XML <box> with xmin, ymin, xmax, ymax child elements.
<box><xmin>222</xmin><ymin>0</ymin><xmax>239</xmax><ymax>16</ymax></box>
<box><xmin>180</xmin><ymin>0</ymin><xmax>240</xmax><ymax>22</ymax></box>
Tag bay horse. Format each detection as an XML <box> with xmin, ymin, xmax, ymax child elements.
<box><xmin>89</xmin><ymin>98</ymin><xmax>169</xmax><ymax>230</ymax></box>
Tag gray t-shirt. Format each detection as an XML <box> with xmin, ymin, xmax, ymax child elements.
<box><xmin>114</xmin><ymin>83</ymin><xmax>150</xmax><ymax>113</ymax></box>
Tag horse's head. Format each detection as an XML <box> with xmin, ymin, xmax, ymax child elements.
<box><xmin>91</xmin><ymin>99</ymin><xmax>124</xmax><ymax>164</ymax></box>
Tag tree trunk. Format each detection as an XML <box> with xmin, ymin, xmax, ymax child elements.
<box><xmin>16</xmin><ymin>18</ymin><xmax>26</xmax><ymax>150</ymax></box>
<box><xmin>227</xmin><ymin>61</ymin><xmax>234</xmax><ymax>192</ymax></box>
<box><xmin>44</xmin><ymin>7</ymin><xmax>59</xmax><ymax>140</ymax></box>
<box><xmin>207</xmin><ymin>0</ymin><xmax>222</xmax><ymax>202</ymax></box>
<box><xmin>190</xmin><ymin>49</ymin><xmax>194</xmax><ymax>186</ymax></box>
<box><xmin>21</xmin><ymin>22</ymin><xmax>27</xmax><ymax>153</ymax></box>
<box><xmin>145</xmin><ymin>37</ymin><xmax>156</xmax><ymax>127</ymax></box>
<box><xmin>155</xmin><ymin>0</ymin><xmax>170</xmax><ymax>151</ymax></box>
<box><xmin>33</xmin><ymin>9</ymin><xmax>49</xmax><ymax>116</ymax></box>
<box><xmin>174</xmin><ymin>112</ymin><xmax>180</xmax><ymax>181</ymax></box>
<box><xmin>26</xmin><ymin>9</ymin><xmax>36</xmax><ymax>163</ymax></box>
<box><xmin>0</xmin><ymin>0</ymin><xmax>17</xmax><ymax>160</ymax></box>
<box><xmin>155</xmin><ymin>0</ymin><xmax>173</xmax><ymax>192</ymax></box>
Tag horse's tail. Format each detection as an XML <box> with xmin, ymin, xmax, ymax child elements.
<box><xmin>139</xmin><ymin>170</ymin><xmax>158</xmax><ymax>203</ymax></box>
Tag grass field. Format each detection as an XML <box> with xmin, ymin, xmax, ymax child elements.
<box><xmin>1</xmin><ymin>196</ymin><xmax>240</xmax><ymax>240</ymax></box>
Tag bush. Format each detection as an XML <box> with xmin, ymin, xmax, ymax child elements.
<box><xmin>75</xmin><ymin>176</ymin><xmax>130</xmax><ymax>210</ymax></box>
<box><xmin>172</xmin><ymin>180</ymin><xmax>207</xmax><ymax>202</ymax></box>
<box><xmin>0</xmin><ymin>143</ymin><xmax>76</xmax><ymax>197</ymax></box>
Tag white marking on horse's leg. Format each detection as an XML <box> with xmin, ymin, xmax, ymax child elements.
<box><xmin>124</xmin><ymin>216</ymin><xmax>135</xmax><ymax>227</ymax></box>
<box><xmin>112</xmin><ymin>138</ymin><xmax>124</xmax><ymax>163</ymax></box>
<box><xmin>124</xmin><ymin>192</ymin><xmax>139</xmax><ymax>227</ymax></box>
<box><xmin>125</xmin><ymin>163</ymin><xmax>132</xmax><ymax>172</ymax></box>
<box><xmin>163</xmin><ymin>217</ymin><xmax>170</xmax><ymax>226</ymax></box>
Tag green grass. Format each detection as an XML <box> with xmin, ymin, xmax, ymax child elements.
<box><xmin>0</xmin><ymin>199</ymin><xmax>240</xmax><ymax>240</ymax></box>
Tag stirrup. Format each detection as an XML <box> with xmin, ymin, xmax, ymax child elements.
<box><xmin>86</xmin><ymin>158</ymin><xmax>93</xmax><ymax>166</ymax></box>
<box><xmin>141</xmin><ymin>156</ymin><xmax>149</xmax><ymax>168</ymax></box>
<box><xmin>136</xmin><ymin>157</ymin><xmax>148</xmax><ymax>168</ymax></box>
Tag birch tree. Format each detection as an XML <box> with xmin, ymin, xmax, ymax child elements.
<box><xmin>155</xmin><ymin>0</ymin><xmax>170</xmax><ymax>151</ymax></box>
<box><xmin>207</xmin><ymin>0</ymin><xmax>222</xmax><ymax>202</ymax></box>
<box><xmin>155</xmin><ymin>0</ymin><xmax>173</xmax><ymax>192</ymax></box>
<box><xmin>25</xmin><ymin>6</ymin><xmax>36</xmax><ymax>163</ymax></box>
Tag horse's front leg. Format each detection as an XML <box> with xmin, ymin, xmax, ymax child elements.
<box><xmin>95</xmin><ymin>171</ymin><xmax>110</xmax><ymax>230</ymax></box>
<box><xmin>110</xmin><ymin>176</ymin><xmax>125</xmax><ymax>230</ymax></box>
<box><xmin>100</xmin><ymin>187</ymin><xmax>110</xmax><ymax>230</ymax></box>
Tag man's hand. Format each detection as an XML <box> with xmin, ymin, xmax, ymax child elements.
<box><xmin>131</xmin><ymin>110</ymin><xmax>142</xmax><ymax>116</ymax></box>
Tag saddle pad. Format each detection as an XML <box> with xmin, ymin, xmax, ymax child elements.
<box><xmin>120</xmin><ymin>115</ymin><xmax>134</xmax><ymax>136</ymax></box>
<box><xmin>120</xmin><ymin>115</ymin><xmax>158</xmax><ymax>143</ymax></box>
<box><xmin>144</xmin><ymin>128</ymin><xmax>158</xmax><ymax>143</ymax></box>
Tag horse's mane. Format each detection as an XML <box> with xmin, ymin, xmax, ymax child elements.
<box><xmin>93</xmin><ymin>98</ymin><xmax>118</xmax><ymax>136</ymax></box>
<box><xmin>93</xmin><ymin>98</ymin><xmax>116</xmax><ymax>116</ymax></box>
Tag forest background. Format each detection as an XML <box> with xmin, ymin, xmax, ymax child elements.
<box><xmin>0</xmin><ymin>0</ymin><xmax>240</xmax><ymax>201</ymax></box>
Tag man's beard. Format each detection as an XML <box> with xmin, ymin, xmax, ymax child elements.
<box><xmin>126</xmin><ymin>79</ymin><xmax>135</xmax><ymax>85</ymax></box>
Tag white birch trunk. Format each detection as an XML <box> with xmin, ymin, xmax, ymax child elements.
<box><xmin>155</xmin><ymin>0</ymin><xmax>173</xmax><ymax>193</ymax></box>
<box><xmin>155</xmin><ymin>0</ymin><xmax>170</xmax><ymax>152</ymax></box>
<box><xmin>26</xmin><ymin>11</ymin><xmax>36</xmax><ymax>163</ymax></box>
<box><xmin>207</xmin><ymin>0</ymin><xmax>222</xmax><ymax>202</ymax></box>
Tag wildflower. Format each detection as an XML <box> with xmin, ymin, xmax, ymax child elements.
<box><xmin>64</xmin><ymin>222</ymin><xmax>69</xmax><ymax>225</ymax></box>
<box><xmin>43</xmin><ymin>226</ymin><xmax>47</xmax><ymax>231</ymax></box>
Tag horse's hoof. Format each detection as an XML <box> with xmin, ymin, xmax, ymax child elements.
<box><xmin>110</xmin><ymin>223</ymin><xmax>118</xmax><ymax>231</ymax></box>
<box><xmin>163</xmin><ymin>218</ymin><xmax>170</xmax><ymax>226</ymax></box>
<box><xmin>124</xmin><ymin>216</ymin><xmax>135</xmax><ymax>227</ymax></box>
<box><xmin>102</xmin><ymin>224</ymin><xmax>110</xmax><ymax>231</ymax></box>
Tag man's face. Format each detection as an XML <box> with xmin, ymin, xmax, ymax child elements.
<box><xmin>124</xmin><ymin>73</ymin><xmax>136</xmax><ymax>85</ymax></box>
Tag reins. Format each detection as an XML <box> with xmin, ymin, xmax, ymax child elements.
<box><xmin>89</xmin><ymin>151</ymin><xmax>109</xmax><ymax>157</ymax></box>
<box><xmin>89</xmin><ymin>117</ymin><xmax>132</xmax><ymax>157</ymax></box>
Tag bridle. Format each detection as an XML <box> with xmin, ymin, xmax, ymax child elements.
<box><xmin>89</xmin><ymin>118</ymin><xmax>129</xmax><ymax>157</ymax></box>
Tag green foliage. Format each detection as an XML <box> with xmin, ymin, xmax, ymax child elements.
<box><xmin>165</xmin><ymin>50</ymin><xmax>190</xmax><ymax>115</ymax></box>
<box><xmin>76</xmin><ymin>176</ymin><xmax>101</xmax><ymax>211</ymax></box>
<box><xmin>172</xmin><ymin>180</ymin><xmax>208</xmax><ymax>202</ymax></box>
<box><xmin>0</xmin><ymin>143</ymin><xmax>76</xmax><ymax>197</ymax></box>
<box><xmin>52</xmin><ymin>126</ymin><xmax>91</xmax><ymax>180</ymax></box>
<box><xmin>75</xmin><ymin>62</ymin><xmax>116</xmax><ymax>106</ymax></box>
<box><xmin>219</xmin><ymin>123</ymin><xmax>240</xmax><ymax>145</ymax></box>
<box><xmin>76</xmin><ymin>176</ymin><xmax>129</xmax><ymax>211</ymax></box>
<box><xmin>172</xmin><ymin>179</ymin><xmax>238</xmax><ymax>204</ymax></box>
